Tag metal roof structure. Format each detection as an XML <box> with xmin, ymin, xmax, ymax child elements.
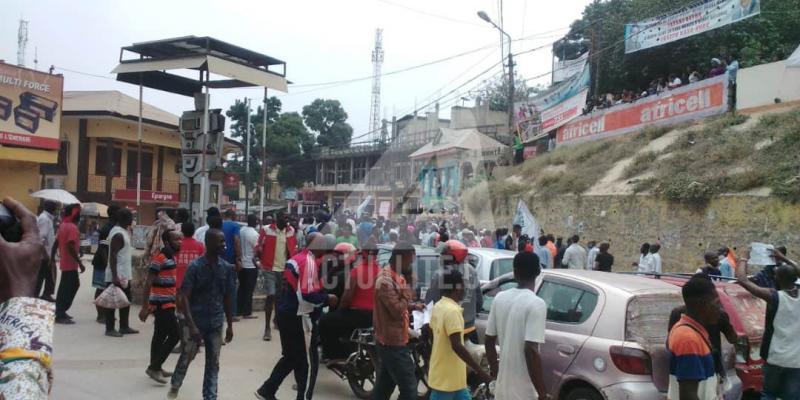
<box><xmin>111</xmin><ymin>36</ymin><xmax>289</xmax><ymax>96</ymax></box>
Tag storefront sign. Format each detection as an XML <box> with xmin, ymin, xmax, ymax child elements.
<box><xmin>523</xmin><ymin>146</ymin><xmax>538</xmax><ymax>159</ymax></box>
<box><xmin>113</xmin><ymin>189</ymin><xmax>179</xmax><ymax>203</ymax></box>
<box><xmin>0</xmin><ymin>63</ymin><xmax>63</xmax><ymax>150</ymax></box>
<box><xmin>557</xmin><ymin>75</ymin><xmax>728</xmax><ymax>145</ymax></box>
<box><xmin>625</xmin><ymin>0</ymin><xmax>761</xmax><ymax>54</ymax></box>
<box><xmin>378</xmin><ymin>200</ymin><xmax>392</xmax><ymax>219</ymax></box>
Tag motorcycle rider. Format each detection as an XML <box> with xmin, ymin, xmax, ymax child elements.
<box><xmin>319</xmin><ymin>239</ymin><xmax>378</xmax><ymax>362</ymax></box>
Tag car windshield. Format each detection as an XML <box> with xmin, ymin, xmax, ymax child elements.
<box><xmin>491</xmin><ymin>258</ymin><xmax>514</xmax><ymax>279</ymax></box>
<box><xmin>481</xmin><ymin>280</ymin><xmax>518</xmax><ymax>313</ymax></box>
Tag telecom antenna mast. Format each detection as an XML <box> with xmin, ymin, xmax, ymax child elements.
<box><xmin>369</xmin><ymin>28</ymin><xmax>384</xmax><ymax>142</ymax></box>
<box><xmin>17</xmin><ymin>20</ymin><xmax>29</xmax><ymax>67</ymax></box>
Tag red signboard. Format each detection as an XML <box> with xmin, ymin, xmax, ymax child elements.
<box><xmin>223</xmin><ymin>173</ymin><xmax>240</xmax><ymax>190</ymax></box>
<box><xmin>557</xmin><ymin>75</ymin><xmax>728</xmax><ymax>145</ymax></box>
<box><xmin>113</xmin><ymin>189</ymin><xmax>179</xmax><ymax>203</ymax></box>
<box><xmin>523</xmin><ymin>146</ymin><xmax>538</xmax><ymax>159</ymax></box>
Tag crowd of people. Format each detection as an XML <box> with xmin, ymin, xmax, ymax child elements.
<box><xmin>3</xmin><ymin>197</ymin><xmax>800</xmax><ymax>400</ymax></box>
<box><xmin>587</xmin><ymin>54</ymin><xmax>740</xmax><ymax>113</ymax></box>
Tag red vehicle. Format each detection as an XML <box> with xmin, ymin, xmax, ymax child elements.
<box><xmin>640</xmin><ymin>273</ymin><xmax>765</xmax><ymax>398</ymax></box>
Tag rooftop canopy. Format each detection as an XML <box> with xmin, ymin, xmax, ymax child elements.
<box><xmin>111</xmin><ymin>36</ymin><xmax>289</xmax><ymax>96</ymax></box>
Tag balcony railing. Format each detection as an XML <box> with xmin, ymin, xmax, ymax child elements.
<box><xmin>87</xmin><ymin>175</ymin><xmax>179</xmax><ymax>194</ymax></box>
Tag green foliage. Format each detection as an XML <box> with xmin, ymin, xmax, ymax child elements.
<box><xmin>302</xmin><ymin>99</ymin><xmax>354</xmax><ymax>148</ymax></box>
<box><xmin>565</xmin><ymin>0</ymin><xmax>800</xmax><ymax>95</ymax></box>
<box><xmin>471</xmin><ymin>76</ymin><xmax>544</xmax><ymax>112</ymax></box>
<box><xmin>656</xmin><ymin>174</ymin><xmax>716</xmax><ymax>205</ymax></box>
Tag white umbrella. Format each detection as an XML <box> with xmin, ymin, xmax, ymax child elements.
<box><xmin>30</xmin><ymin>189</ymin><xmax>80</xmax><ymax>205</ymax></box>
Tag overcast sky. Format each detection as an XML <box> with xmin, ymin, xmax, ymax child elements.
<box><xmin>1</xmin><ymin>0</ymin><xmax>591</xmax><ymax>140</ymax></box>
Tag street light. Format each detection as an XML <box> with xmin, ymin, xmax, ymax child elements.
<box><xmin>477</xmin><ymin>10</ymin><xmax>515</xmax><ymax>140</ymax></box>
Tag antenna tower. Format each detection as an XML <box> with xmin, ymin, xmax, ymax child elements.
<box><xmin>369</xmin><ymin>28</ymin><xmax>384</xmax><ymax>142</ymax></box>
<box><xmin>17</xmin><ymin>20</ymin><xmax>29</xmax><ymax>67</ymax></box>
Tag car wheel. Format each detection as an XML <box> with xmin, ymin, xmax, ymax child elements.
<box><xmin>564</xmin><ymin>387</ymin><xmax>603</xmax><ymax>400</ymax></box>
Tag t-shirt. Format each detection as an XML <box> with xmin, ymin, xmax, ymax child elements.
<box><xmin>763</xmin><ymin>289</ymin><xmax>800</xmax><ymax>368</ymax></box>
<box><xmin>429</xmin><ymin>296</ymin><xmax>466</xmax><ymax>392</ymax></box>
<box><xmin>222</xmin><ymin>220</ymin><xmax>241</xmax><ymax>265</ymax></box>
<box><xmin>486</xmin><ymin>288</ymin><xmax>547</xmax><ymax>400</ymax></box>
<box><xmin>349</xmin><ymin>259</ymin><xmax>380</xmax><ymax>311</ymax></box>
<box><xmin>240</xmin><ymin>226</ymin><xmax>259</xmax><ymax>269</ymax></box>
<box><xmin>176</xmin><ymin>237</ymin><xmax>204</xmax><ymax>289</ymax></box>
<box><xmin>595</xmin><ymin>252</ymin><xmax>614</xmax><ymax>272</ymax></box>
<box><xmin>667</xmin><ymin>315</ymin><xmax>717</xmax><ymax>400</ymax></box>
<box><xmin>56</xmin><ymin>222</ymin><xmax>80</xmax><ymax>271</ymax></box>
<box><xmin>181</xmin><ymin>256</ymin><xmax>236</xmax><ymax>331</ymax></box>
<box><xmin>357</xmin><ymin>222</ymin><xmax>374</xmax><ymax>246</ymax></box>
<box><xmin>562</xmin><ymin>244</ymin><xmax>587</xmax><ymax>269</ymax></box>
<box><xmin>336</xmin><ymin>235</ymin><xmax>359</xmax><ymax>247</ymax></box>
<box><xmin>148</xmin><ymin>252</ymin><xmax>177</xmax><ymax>309</ymax></box>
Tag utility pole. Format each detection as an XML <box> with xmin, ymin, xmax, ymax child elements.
<box><xmin>508</xmin><ymin>52</ymin><xmax>514</xmax><ymax>136</ymax></box>
<box><xmin>260</xmin><ymin>88</ymin><xmax>268</xmax><ymax>221</ymax></box>
<box><xmin>245</xmin><ymin>98</ymin><xmax>251</xmax><ymax>216</ymax></box>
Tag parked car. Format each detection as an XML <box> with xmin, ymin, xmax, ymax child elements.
<box><xmin>466</xmin><ymin>247</ymin><xmax>516</xmax><ymax>284</ymax></box>
<box><xmin>640</xmin><ymin>273</ymin><xmax>765</xmax><ymax>398</ymax></box>
<box><xmin>377</xmin><ymin>244</ymin><xmax>440</xmax><ymax>299</ymax></box>
<box><xmin>475</xmin><ymin>270</ymin><xmax>743</xmax><ymax>400</ymax></box>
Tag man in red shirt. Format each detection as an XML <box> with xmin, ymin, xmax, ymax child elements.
<box><xmin>254</xmin><ymin>212</ymin><xmax>297</xmax><ymax>341</ymax></box>
<box><xmin>51</xmin><ymin>204</ymin><xmax>86</xmax><ymax>324</ymax></box>
<box><xmin>172</xmin><ymin>221</ymin><xmax>204</xmax><ymax>354</ymax></box>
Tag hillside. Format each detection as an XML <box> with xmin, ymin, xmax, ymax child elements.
<box><xmin>461</xmin><ymin>104</ymin><xmax>800</xmax><ymax>272</ymax></box>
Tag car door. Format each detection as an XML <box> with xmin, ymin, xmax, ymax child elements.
<box><xmin>536</xmin><ymin>278</ymin><xmax>600</xmax><ymax>396</ymax></box>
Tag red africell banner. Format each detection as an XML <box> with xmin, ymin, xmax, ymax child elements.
<box><xmin>557</xmin><ymin>75</ymin><xmax>728</xmax><ymax>145</ymax></box>
<box><xmin>113</xmin><ymin>189</ymin><xmax>179</xmax><ymax>203</ymax></box>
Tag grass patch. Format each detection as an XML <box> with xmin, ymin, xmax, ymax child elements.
<box><xmin>623</xmin><ymin>151</ymin><xmax>658</xmax><ymax>179</ymax></box>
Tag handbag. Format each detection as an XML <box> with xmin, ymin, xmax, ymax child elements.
<box><xmin>94</xmin><ymin>281</ymin><xmax>130</xmax><ymax>309</ymax></box>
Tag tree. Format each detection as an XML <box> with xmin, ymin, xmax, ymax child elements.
<box><xmin>302</xmin><ymin>99</ymin><xmax>354</xmax><ymax>148</ymax></box>
<box><xmin>472</xmin><ymin>75</ymin><xmax>545</xmax><ymax>112</ymax></box>
<box><xmin>563</xmin><ymin>0</ymin><xmax>800</xmax><ymax>96</ymax></box>
<box><xmin>224</xmin><ymin>97</ymin><xmax>315</xmax><ymax>194</ymax></box>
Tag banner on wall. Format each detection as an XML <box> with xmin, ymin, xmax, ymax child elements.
<box><xmin>624</xmin><ymin>0</ymin><xmax>761</xmax><ymax>54</ymax></box>
<box><xmin>0</xmin><ymin>62</ymin><xmax>63</xmax><ymax>150</ymax></box>
<box><xmin>552</xmin><ymin>53</ymin><xmax>589</xmax><ymax>83</ymax></box>
<box><xmin>557</xmin><ymin>74</ymin><xmax>728</xmax><ymax>145</ymax></box>
<box><xmin>515</xmin><ymin>61</ymin><xmax>590</xmax><ymax>141</ymax></box>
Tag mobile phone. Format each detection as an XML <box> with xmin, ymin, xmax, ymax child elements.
<box><xmin>0</xmin><ymin>204</ymin><xmax>22</xmax><ymax>242</ymax></box>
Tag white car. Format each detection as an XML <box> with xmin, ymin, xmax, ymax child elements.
<box><xmin>467</xmin><ymin>247</ymin><xmax>516</xmax><ymax>284</ymax></box>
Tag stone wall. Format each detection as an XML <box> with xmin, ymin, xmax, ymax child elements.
<box><xmin>481</xmin><ymin>194</ymin><xmax>800</xmax><ymax>273</ymax></box>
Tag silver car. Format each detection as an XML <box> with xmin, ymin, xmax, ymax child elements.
<box><xmin>476</xmin><ymin>270</ymin><xmax>742</xmax><ymax>400</ymax></box>
<box><xmin>466</xmin><ymin>247</ymin><xmax>516</xmax><ymax>284</ymax></box>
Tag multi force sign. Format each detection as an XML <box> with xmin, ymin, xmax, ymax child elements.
<box><xmin>624</xmin><ymin>0</ymin><xmax>761</xmax><ymax>54</ymax></box>
<box><xmin>557</xmin><ymin>74</ymin><xmax>728</xmax><ymax>145</ymax></box>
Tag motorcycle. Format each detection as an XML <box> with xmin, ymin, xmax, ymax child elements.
<box><xmin>327</xmin><ymin>328</ymin><xmax>431</xmax><ymax>400</ymax></box>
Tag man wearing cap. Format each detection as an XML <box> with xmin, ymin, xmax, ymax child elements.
<box><xmin>425</xmin><ymin>240</ymin><xmax>482</xmax><ymax>343</ymax></box>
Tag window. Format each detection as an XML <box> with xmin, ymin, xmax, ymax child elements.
<box><xmin>210</xmin><ymin>184</ymin><xmax>219</xmax><ymax>204</ymax></box>
<box><xmin>467</xmin><ymin>254</ymin><xmax>480</xmax><ymax>269</ymax></box>
<box><xmin>353</xmin><ymin>157</ymin><xmax>367</xmax><ymax>183</ymax></box>
<box><xmin>179</xmin><ymin>184</ymin><xmax>187</xmax><ymax>203</ymax></box>
<box><xmin>40</xmin><ymin>141</ymin><xmax>69</xmax><ymax>175</ymax></box>
<box><xmin>324</xmin><ymin>160</ymin><xmax>336</xmax><ymax>185</ymax></box>
<box><xmin>127</xmin><ymin>150</ymin><xmax>153</xmax><ymax>190</ymax></box>
<box><xmin>336</xmin><ymin>159</ymin><xmax>351</xmax><ymax>184</ymax></box>
<box><xmin>482</xmin><ymin>281</ymin><xmax>518</xmax><ymax>313</ymax></box>
<box><xmin>95</xmin><ymin>145</ymin><xmax>122</xmax><ymax>176</ymax></box>
<box><xmin>490</xmin><ymin>258</ymin><xmax>514</xmax><ymax>280</ymax></box>
<box><xmin>537</xmin><ymin>281</ymin><xmax>598</xmax><ymax>324</ymax></box>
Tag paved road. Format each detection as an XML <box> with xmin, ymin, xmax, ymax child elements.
<box><xmin>52</xmin><ymin>260</ymin><xmax>354</xmax><ymax>400</ymax></box>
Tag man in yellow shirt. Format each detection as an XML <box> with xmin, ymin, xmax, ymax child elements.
<box><xmin>428</xmin><ymin>268</ymin><xmax>492</xmax><ymax>400</ymax></box>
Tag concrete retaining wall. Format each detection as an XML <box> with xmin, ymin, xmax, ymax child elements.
<box><xmin>486</xmin><ymin>194</ymin><xmax>800</xmax><ymax>272</ymax></box>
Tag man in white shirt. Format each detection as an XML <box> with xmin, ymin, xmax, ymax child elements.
<box><xmin>638</xmin><ymin>243</ymin><xmax>663</xmax><ymax>274</ymax></box>
<box><xmin>193</xmin><ymin>207</ymin><xmax>220</xmax><ymax>244</ymax></box>
<box><xmin>238</xmin><ymin>214</ymin><xmax>260</xmax><ymax>319</ymax></box>
<box><xmin>562</xmin><ymin>235</ymin><xmax>588</xmax><ymax>269</ymax></box>
<box><xmin>36</xmin><ymin>200</ymin><xmax>58</xmax><ymax>301</ymax></box>
<box><xmin>485</xmin><ymin>252</ymin><xmax>547</xmax><ymax>400</ymax></box>
<box><xmin>586</xmin><ymin>241</ymin><xmax>599</xmax><ymax>271</ymax></box>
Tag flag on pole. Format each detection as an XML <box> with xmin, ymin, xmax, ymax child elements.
<box><xmin>356</xmin><ymin>195</ymin><xmax>374</xmax><ymax>218</ymax></box>
<box><xmin>513</xmin><ymin>199</ymin><xmax>542</xmax><ymax>250</ymax></box>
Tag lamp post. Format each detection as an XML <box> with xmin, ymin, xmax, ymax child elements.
<box><xmin>477</xmin><ymin>11</ymin><xmax>514</xmax><ymax>136</ymax></box>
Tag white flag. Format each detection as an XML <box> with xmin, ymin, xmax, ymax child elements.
<box><xmin>513</xmin><ymin>200</ymin><xmax>542</xmax><ymax>249</ymax></box>
<box><xmin>356</xmin><ymin>195</ymin><xmax>373</xmax><ymax>218</ymax></box>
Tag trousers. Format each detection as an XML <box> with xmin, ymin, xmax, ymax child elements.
<box><xmin>149</xmin><ymin>306</ymin><xmax>180</xmax><ymax>372</ymax></box>
<box><xmin>319</xmin><ymin>308</ymin><xmax>372</xmax><ymax>360</ymax></box>
<box><xmin>170</xmin><ymin>325</ymin><xmax>224</xmax><ymax>400</ymax></box>
<box><xmin>258</xmin><ymin>312</ymin><xmax>320</xmax><ymax>400</ymax></box>
<box><xmin>55</xmin><ymin>270</ymin><xmax>80</xmax><ymax>318</ymax></box>
<box><xmin>374</xmin><ymin>344</ymin><xmax>418</xmax><ymax>400</ymax></box>
<box><xmin>237</xmin><ymin>268</ymin><xmax>258</xmax><ymax>316</ymax></box>
<box><xmin>35</xmin><ymin>259</ymin><xmax>55</xmax><ymax>298</ymax></box>
<box><xmin>105</xmin><ymin>285</ymin><xmax>132</xmax><ymax>332</ymax></box>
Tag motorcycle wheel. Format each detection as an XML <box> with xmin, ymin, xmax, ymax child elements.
<box><xmin>347</xmin><ymin>350</ymin><xmax>377</xmax><ymax>400</ymax></box>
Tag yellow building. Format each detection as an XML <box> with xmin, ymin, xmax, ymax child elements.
<box><xmin>46</xmin><ymin>91</ymin><xmax>182</xmax><ymax>223</ymax></box>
